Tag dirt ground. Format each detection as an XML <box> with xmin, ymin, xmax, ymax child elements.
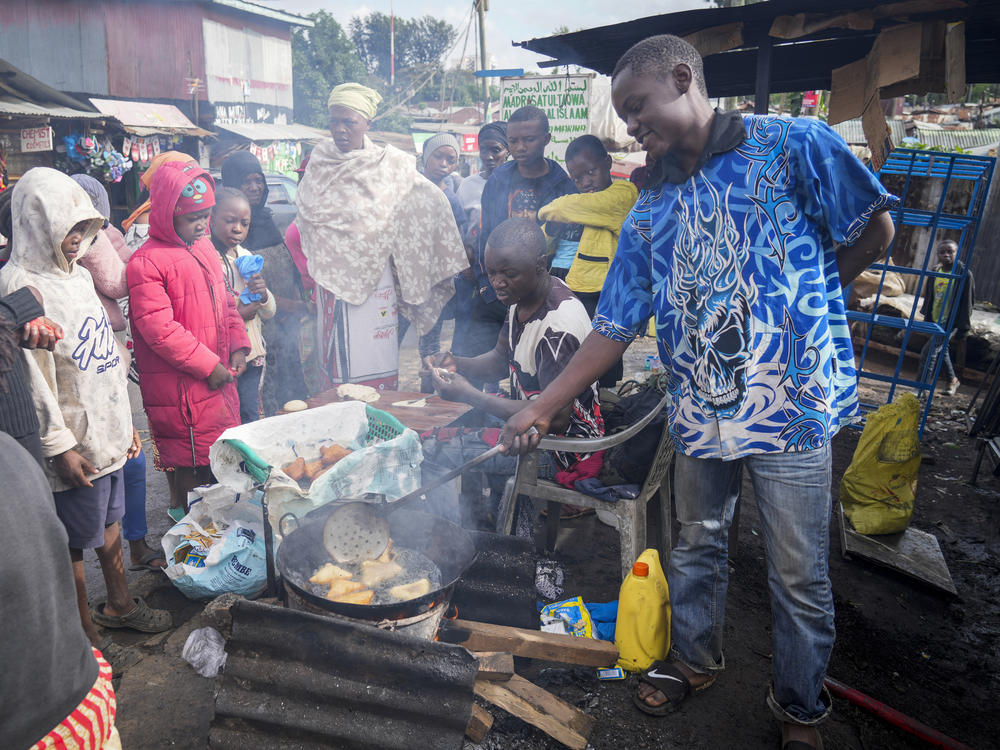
<box><xmin>97</xmin><ymin>326</ymin><xmax>1000</xmax><ymax>749</ymax></box>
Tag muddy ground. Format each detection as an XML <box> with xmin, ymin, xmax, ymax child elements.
<box><xmin>95</xmin><ymin>327</ymin><xmax>1000</xmax><ymax>749</ymax></box>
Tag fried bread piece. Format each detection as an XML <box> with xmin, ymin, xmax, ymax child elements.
<box><xmin>333</xmin><ymin>589</ymin><xmax>375</xmax><ymax>605</ymax></box>
<box><xmin>388</xmin><ymin>579</ymin><xmax>431</xmax><ymax>601</ymax></box>
<box><xmin>321</xmin><ymin>444</ymin><xmax>352</xmax><ymax>467</ymax></box>
<box><xmin>309</xmin><ymin>563</ymin><xmax>354</xmax><ymax>584</ymax></box>
<box><xmin>359</xmin><ymin>559</ymin><xmax>403</xmax><ymax>587</ymax></box>
<box><xmin>324</xmin><ymin>578</ymin><xmax>365</xmax><ymax>600</ymax></box>
<box><xmin>283</xmin><ymin>457</ymin><xmax>306</xmax><ymax>481</ymax></box>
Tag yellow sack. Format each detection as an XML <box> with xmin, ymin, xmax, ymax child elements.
<box><xmin>840</xmin><ymin>393</ymin><xmax>921</xmax><ymax>535</ymax></box>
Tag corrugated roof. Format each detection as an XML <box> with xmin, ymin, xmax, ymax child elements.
<box><xmin>910</xmin><ymin>122</ymin><xmax>1000</xmax><ymax>152</ymax></box>
<box><xmin>205</xmin><ymin>0</ymin><xmax>314</xmax><ymax>27</ymax></box>
<box><xmin>212</xmin><ymin>600</ymin><xmax>477</xmax><ymax>749</ymax></box>
<box><xmin>0</xmin><ymin>96</ymin><xmax>102</xmax><ymax>121</ymax></box>
<box><xmin>89</xmin><ymin>98</ymin><xmax>211</xmax><ymax>136</ymax></box>
<box><xmin>830</xmin><ymin>118</ymin><xmax>906</xmax><ymax>145</ymax></box>
<box><xmin>214</xmin><ymin>121</ymin><xmax>328</xmax><ymax>142</ymax></box>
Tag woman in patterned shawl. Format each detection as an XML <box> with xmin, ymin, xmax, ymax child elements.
<box><xmin>295</xmin><ymin>83</ymin><xmax>467</xmax><ymax>390</ymax></box>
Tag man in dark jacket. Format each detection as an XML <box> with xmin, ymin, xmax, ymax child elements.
<box><xmin>919</xmin><ymin>239</ymin><xmax>974</xmax><ymax>396</ymax></box>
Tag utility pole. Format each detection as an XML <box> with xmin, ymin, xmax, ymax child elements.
<box><xmin>390</xmin><ymin>0</ymin><xmax>396</xmax><ymax>88</ymax></box>
<box><xmin>477</xmin><ymin>0</ymin><xmax>488</xmax><ymax>122</ymax></box>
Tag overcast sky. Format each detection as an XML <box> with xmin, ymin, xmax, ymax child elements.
<box><xmin>257</xmin><ymin>0</ymin><xmax>705</xmax><ymax>71</ymax></box>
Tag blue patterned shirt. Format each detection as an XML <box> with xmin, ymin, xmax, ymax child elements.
<box><xmin>594</xmin><ymin>115</ymin><xmax>899</xmax><ymax>459</ymax></box>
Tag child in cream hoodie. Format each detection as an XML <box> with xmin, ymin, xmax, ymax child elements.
<box><xmin>0</xmin><ymin>168</ymin><xmax>170</xmax><ymax>667</ymax></box>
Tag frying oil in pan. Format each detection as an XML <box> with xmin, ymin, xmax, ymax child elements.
<box><xmin>309</xmin><ymin>546</ymin><xmax>442</xmax><ymax>605</ymax></box>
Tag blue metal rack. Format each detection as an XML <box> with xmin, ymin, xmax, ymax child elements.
<box><xmin>847</xmin><ymin>149</ymin><xmax>995</xmax><ymax>436</ymax></box>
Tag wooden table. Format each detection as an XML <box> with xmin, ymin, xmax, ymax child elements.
<box><xmin>304</xmin><ymin>389</ymin><xmax>472</xmax><ymax>433</ymax></box>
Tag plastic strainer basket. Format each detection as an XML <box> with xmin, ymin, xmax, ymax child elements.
<box><xmin>365</xmin><ymin>404</ymin><xmax>406</xmax><ymax>444</ymax></box>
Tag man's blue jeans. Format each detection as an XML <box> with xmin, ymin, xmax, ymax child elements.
<box><xmin>670</xmin><ymin>442</ymin><xmax>834</xmax><ymax>726</ymax></box>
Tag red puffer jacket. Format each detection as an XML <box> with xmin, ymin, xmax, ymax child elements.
<box><xmin>126</xmin><ymin>162</ymin><xmax>250</xmax><ymax>468</ymax></box>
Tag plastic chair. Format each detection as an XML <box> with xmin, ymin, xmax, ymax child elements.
<box><xmin>495</xmin><ymin>421</ymin><xmax>675</xmax><ymax>580</ymax></box>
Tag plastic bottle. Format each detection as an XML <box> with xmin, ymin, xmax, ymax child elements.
<box><xmin>614</xmin><ymin>548</ymin><xmax>670</xmax><ymax>672</ymax></box>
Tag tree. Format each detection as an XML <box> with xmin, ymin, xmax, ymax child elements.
<box><xmin>292</xmin><ymin>11</ymin><xmax>368</xmax><ymax>128</ymax></box>
<box><xmin>350</xmin><ymin>13</ymin><xmax>456</xmax><ymax>83</ymax></box>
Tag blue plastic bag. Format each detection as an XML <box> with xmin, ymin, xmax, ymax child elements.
<box><xmin>234</xmin><ymin>254</ymin><xmax>264</xmax><ymax>304</ymax></box>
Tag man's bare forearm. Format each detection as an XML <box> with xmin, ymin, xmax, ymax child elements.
<box><xmin>837</xmin><ymin>210</ymin><xmax>895</xmax><ymax>288</ymax></box>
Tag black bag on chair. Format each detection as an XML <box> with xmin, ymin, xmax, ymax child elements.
<box><xmin>599</xmin><ymin>384</ymin><xmax>668</xmax><ymax>486</ymax></box>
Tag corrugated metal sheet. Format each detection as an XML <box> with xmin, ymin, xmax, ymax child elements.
<box><xmin>212</xmin><ymin>600</ymin><xmax>477</xmax><ymax>750</ymax></box>
<box><xmin>451</xmin><ymin>530</ymin><xmax>538</xmax><ymax>631</ymax></box>
<box><xmin>0</xmin><ymin>96</ymin><xmax>102</xmax><ymax>120</ymax></box>
<box><xmin>203</xmin><ymin>18</ymin><xmax>293</xmax><ymax>113</ymax></box>
<box><xmin>830</xmin><ymin>118</ymin><xmax>907</xmax><ymax>146</ymax></box>
<box><xmin>207</xmin><ymin>0</ymin><xmax>313</xmax><ymax>27</ymax></box>
<box><xmin>911</xmin><ymin>123</ymin><xmax>1000</xmax><ymax>153</ymax></box>
<box><xmin>215</xmin><ymin>122</ymin><xmax>327</xmax><ymax>142</ymax></box>
<box><xmin>89</xmin><ymin>98</ymin><xmax>210</xmax><ymax>136</ymax></box>
<box><xmin>0</xmin><ymin>1</ymin><xmax>109</xmax><ymax>96</ymax></box>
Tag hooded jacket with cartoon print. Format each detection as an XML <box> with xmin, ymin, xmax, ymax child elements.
<box><xmin>0</xmin><ymin>168</ymin><xmax>132</xmax><ymax>491</ymax></box>
<box><xmin>126</xmin><ymin>161</ymin><xmax>250</xmax><ymax>469</ymax></box>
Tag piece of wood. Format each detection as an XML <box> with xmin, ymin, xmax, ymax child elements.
<box><xmin>474</xmin><ymin>651</ymin><xmax>515</xmax><ymax>682</ymax></box>
<box><xmin>440</xmin><ymin>619</ymin><xmax>618</xmax><ymax>667</ymax></box>
<box><xmin>299</xmin><ymin>389</ymin><xmax>472</xmax><ymax>432</ymax></box>
<box><xmin>770</xmin><ymin>10</ymin><xmax>874</xmax><ymax>40</ymax></box>
<box><xmin>945</xmin><ymin>21</ymin><xmax>966</xmax><ymax>104</ymax></box>
<box><xmin>682</xmin><ymin>22</ymin><xmax>743</xmax><ymax>58</ymax></box>
<box><xmin>475</xmin><ymin>674</ymin><xmax>593</xmax><ymax>750</ymax></box>
<box><xmin>465</xmin><ymin>703</ymin><xmax>493</xmax><ymax>743</ymax></box>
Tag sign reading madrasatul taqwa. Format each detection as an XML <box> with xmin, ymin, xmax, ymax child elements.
<box><xmin>499</xmin><ymin>74</ymin><xmax>593</xmax><ymax>164</ymax></box>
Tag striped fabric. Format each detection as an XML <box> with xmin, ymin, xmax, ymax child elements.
<box><xmin>32</xmin><ymin>648</ymin><xmax>120</xmax><ymax>750</ymax></box>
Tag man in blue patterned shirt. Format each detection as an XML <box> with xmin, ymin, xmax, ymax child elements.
<box><xmin>501</xmin><ymin>35</ymin><xmax>898</xmax><ymax>750</ymax></box>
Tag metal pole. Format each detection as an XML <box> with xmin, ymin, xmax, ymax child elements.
<box><xmin>477</xmin><ymin>0</ymin><xmax>489</xmax><ymax>122</ymax></box>
<box><xmin>390</xmin><ymin>1</ymin><xmax>395</xmax><ymax>88</ymax></box>
<box><xmin>754</xmin><ymin>33</ymin><xmax>772</xmax><ymax>115</ymax></box>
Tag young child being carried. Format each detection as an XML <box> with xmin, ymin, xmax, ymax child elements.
<box><xmin>538</xmin><ymin>135</ymin><xmax>637</xmax><ymax>387</ymax></box>
<box><xmin>210</xmin><ymin>187</ymin><xmax>275</xmax><ymax>423</ymax></box>
<box><xmin>0</xmin><ymin>168</ymin><xmax>171</xmax><ymax>669</ymax></box>
<box><xmin>127</xmin><ymin>162</ymin><xmax>250</xmax><ymax>521</ymax></box>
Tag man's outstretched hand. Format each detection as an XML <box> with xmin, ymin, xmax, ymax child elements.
<box><xmin>500</xmin><ymin>403</ymin><xmax>550</xmax><ymax>455</ymax></box>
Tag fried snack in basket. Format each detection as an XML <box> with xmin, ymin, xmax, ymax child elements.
<box><xmin>283</xmin><ymin>457</ymin><xmax>306</xmax><ymax>481</ymax></box>
<box><xmin>320</xmin><ymin>444</ymin><xmax>352</xmax><ymax>467</ymax></box>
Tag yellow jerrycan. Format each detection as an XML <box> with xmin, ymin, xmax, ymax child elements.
<box><xmin>615</xmin><ymin>548</ymin><xmax>670</xmax><ymax>672</ymax></box>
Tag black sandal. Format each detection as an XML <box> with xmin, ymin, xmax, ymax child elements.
<box><xmin>632</xmin><ymin>660</ymin><xmax>716</xmax><ymax>717</ymax></box>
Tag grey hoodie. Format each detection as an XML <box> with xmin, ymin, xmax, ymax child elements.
<box><xmin>0</xmin><ymin>168</ymin><xmax>132</xmax><ymax>490</ymax></box>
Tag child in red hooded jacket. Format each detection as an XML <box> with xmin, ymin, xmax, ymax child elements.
<box><xmin>126</xmin><ymin>162</ymin><xmax>250</xmax><ymax>519</ymax></box>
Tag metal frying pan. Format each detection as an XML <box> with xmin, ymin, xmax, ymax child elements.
<box><xmin>276</xmin><ymin>505</ymin><xmax>476</xmax><ymax>621</ymax></box>
<box><xmin>324</xmin><ymin>390</ymin><xmax>670</xmax><ymax>563</ymax></box>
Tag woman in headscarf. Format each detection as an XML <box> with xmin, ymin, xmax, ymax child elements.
<box><xmin>221</xmin><ymin>150</ymin><xmax>309</xmax><ymax>414</ymax></box>
<box><xmin>296</xmin><ymin>83</ymin><xmax>468</xmax><ymax>390</ymax></box>
<box><xmin>121</xmin><ymin>151</ymin><xmax>196</xmax><ymax>252</ymax></box>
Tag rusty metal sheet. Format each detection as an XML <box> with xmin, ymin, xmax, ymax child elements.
<box><xmin>89</xmin><ymin>98</ymin><xmax>211</xmax><ymax>136</ymax></box>
<box><xmin>212</xmin><ymin>600</ymin><xmax>478</xmax><ymax>750</ymax></box>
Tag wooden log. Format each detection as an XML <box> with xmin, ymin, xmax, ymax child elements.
<box><xmin>440</xmin><ymin>619</ymin><xmax>618</xmax><ymax>667</ymax></box>
<box><xmin>474</xmin><ymin>651</ymin><xmax>515</xmax><ymax>682</ymax></box>
<box><xmin>465</xmin><ymin>703</ymin><xmax>493</xmax><ymax>744</ymax></box>
<box><xmin>474</xmin><ymin>674</ymin><xmax>594</xmax><ymax>750</ymax></box>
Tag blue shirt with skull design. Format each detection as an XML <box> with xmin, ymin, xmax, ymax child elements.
<box><xmin>594</xmin><ymin>115</ymin><xmax>898</xmax><ymax>459</ymax></box>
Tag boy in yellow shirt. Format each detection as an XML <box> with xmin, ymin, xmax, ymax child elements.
<box><xmin>539</xmin><ymin>135</ymin><xmax>637</xmax><ymax>386</ymax></box>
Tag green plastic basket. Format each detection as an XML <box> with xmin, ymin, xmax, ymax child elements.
<box><xmin>364</xmin><ymin>404</ymin><xmax>406</xmax><ymax>444</ymax></box>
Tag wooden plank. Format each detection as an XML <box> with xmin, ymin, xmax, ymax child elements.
<box><xmin>770</xmin><ymin>10</ymin><xmax>874</xmax><ymax>40</ymax></box>
<box><xmin>945</xmin><ymin>22</ymin><xmax>966</xmax><ymax>104</ymax></box>
<box><xmin>299</xmin><ymin>389</ymin><xmax>472</xmax><ymax>433</ymax></box>
<box><xmin>440</xmin><ymin>619</ymin><xmax>619</xmax><ymax>667</ymax></box>
<box><xmin>474</xmin><ymin>651</ymin><xmax>515</xmax><ymax>682</ymax></box>
<box><xmin>474</xmin><ymin>674</ymin><xmax>593</xmax><ymax>750</ymax></box>
<box><xmin>465</xmin><ymin>703</ymin><xmax>493</xmax><ymax>743</ymax></box>
<box><xmin>682</xmin><ymin>22</ymin><xmax>743</xmax><ymax>58</ymax></box>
